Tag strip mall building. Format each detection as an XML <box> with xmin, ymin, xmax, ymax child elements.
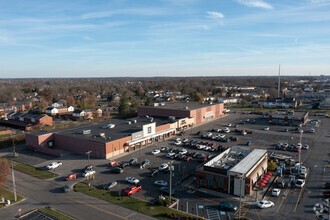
<box><xmin>26</xmin><ymin>101</ymin><xmax>226</xmax><ymax>159</ymax></box>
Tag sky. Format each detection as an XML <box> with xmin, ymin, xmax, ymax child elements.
<box><xmin>0</xmin><ymin>0</ymin><xmax>330</xmax><ymax>78</ymax></box>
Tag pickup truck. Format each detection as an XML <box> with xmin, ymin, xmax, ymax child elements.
<box><xmin>124</xmin><ymin>185</ymin><xmax>141</xmax><ymax>196</ymax></box>
<box><xmin>46</xmin><ymin>162</ymin><xmax>62</xmax><ymax>170</ymax></box>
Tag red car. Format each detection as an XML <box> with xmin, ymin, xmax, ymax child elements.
<box><xmin>208</xmin><ymin>143</ymin><xmax>216</xmax><ymax>147</ymax></box>
<box><xmin>109</xmin><ymin>161</ymin><xmax>119</xmax><ymax>167</ymax></box>
<box><xmin>184</xmin><ymin>156</ymin><xmax>192</xmax><ymax>162</ymax></box>
<box><xmin>124</xmin><ymin>185</ymin><xmax>142</xmax><ymax>196</ymax></box>
<box><xmin>65</xmin><ymin>173</ymin><xmax>77</xmax><ymax>181</ymax></box>
<box><xmin>323</xmin><ymin>191</ymin><xmax>330</xmax><ymax>198</ymax></box>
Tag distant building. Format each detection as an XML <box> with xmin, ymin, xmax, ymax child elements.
<box><xmin>45</xmin><ymin>106</ymin><xmax>74</xmax><ymax>115</ymax></box>
<box><xmin>259</xmin><ymin>98</ymin><xmax>297</xmax><ymax>109</ymax></box>
<box><xmin>319</xmin><ymin>98</ymin><xmax>330</xmax><ymax>110</ymax></box>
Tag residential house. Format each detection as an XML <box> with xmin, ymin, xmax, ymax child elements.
<box><xmin>259</xmin><ymin>98</ymin><xmax>298</xmax><ymax>109</ymax></box>
<box><xmin>45</xmin><ymin>106</ymin><xmax>74</xmax><ymax>115</ymax></box>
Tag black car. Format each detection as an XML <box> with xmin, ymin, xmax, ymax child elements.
<box><xmin>112</xmin><ymin>167</ymin><xmax>124</xmax><ymax>174</ymax></box>
<box><xmin>83</xmin><ymin>165</ymin><xmax>93</xmax><ymax>172</ymax></box>
<box><xmin>140</xmin><ymin>159</ymin><xmax>150</xmax><ymax>169</ymax></box>
<box><xmin>169</xmin><ymin>148</ymin><xmax>175</xmax><ymax>153</ymax></box>
<box><xmin>62</xmin><ymin>185</ymin><xmax>70</xmax><ymax>193</ymax></box>
<box><xmin>120</xmin><ymin>162</ymin><xmax>130</xmax><ymax>168</ymax></box>
<box><xmin>278</xmin><ymin>179</ymin><xmax>285</xmax><ymax>188</ymax></box>
<box><xmin>129</xmin><ymin>158</ymin><xmax>138</xmax><ymax>165</ymax></box>
<box><xmin>160</xmin><ymin>146</ymin><xmax>169</xmax><ymax>152</ymax></box>
<box><xmin>148</xmin><ymin>169</ymin><xmax>159</xmax><ymax>177</ymax></box>
<box><xmin>160</xmin><ymin>187</ymin><xmax>175</xmax><ymax>195</ymax></box>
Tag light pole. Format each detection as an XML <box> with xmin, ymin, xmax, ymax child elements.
<box><xmin>238</xmin><ymin>174</ymin><xmax>245</xmax><ymax>220</ymax></box>
<box><xmin>11</xmin><ymin>161</ymin><xmax>17</xmax><ymax>201</ymax></box>
<box><xmin>299</xmin><ymin>132</ymin><xmax>303</xmax><ymax>165</ymax></box>
<box><xmin>169</xmin><ymin>160</ymin><xmax>173</xmax><ymax>202</ymax></box>
<box><xmin>86</xmin><ymin>150</ymin><xmax>92</xmax><ymax>166</ymax></box>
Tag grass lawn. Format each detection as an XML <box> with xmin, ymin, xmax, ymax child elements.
<box><xmin>74</xmin><ymin>183</ymin><xmax>201</xmax><ymax>220</ymax></box>
<box><xmin>38</xmin><ymin>207</ymin><xmax>75</xmax><ymax>220</ymax></box>
<box><xmin>13</xmin><ymin>160</ymin><xmax>58</xmax><ymax>180</ymax></box>
<box><xmin>0</xmin><ymin>186</ymin><xmax>24</xmax><ymax>208</ymax></box>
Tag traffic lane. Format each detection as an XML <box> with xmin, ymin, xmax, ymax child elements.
<box><xmin>4</xmin><ymin>169</ymin><xmax>154</xmax><ymax>220</ymax></box>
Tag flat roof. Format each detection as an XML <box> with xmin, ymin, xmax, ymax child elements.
<box><xmin>35</xmin><ymin>116</ymin><xmax>172</xmax><ymax>143</ymax></box>
<box><xmin>140</xmin><ymin>101</ymin><xmax>222</xmax><ymax>111</ymax></box>
<box><xmin>229</xmin><ymin>149</ymin><xmax>267</xmax><ymax>175</ymax></box>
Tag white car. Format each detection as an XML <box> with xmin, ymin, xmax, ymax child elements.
<box><xmin>296</xmin><ymin>179</ymin><xmax>305</xmax><ymax>188</ymax></box>
<box><xmin>154</xmin><ymin>180</ymin><xmax>168</xmax><ymax>187</ymax></box>
<box><xmin>264</xmin><ymin>127</ymin><xmax>270</xmax><ymax>131</ymax></box>
<box><xmin>310</xmin><ymin>128</ymin><xmax>315</xmax><ymax>133</ymax></box>
<box><xmin>297</xmin><ymin>143</ymin><xmax>302</xmax><ymax>148</ymax></box>
<box><xmin>300</xmin><ymin>166</ymin><xmax>307</xmax><ymax>174</ymax></box>
<box><xmin>257</xmin><ymin>200</ymin><xmax>274</xmax><ymax>209</ymax></box>
<box><xmin>175</xmin><ymin>138</ymin><xmax>181</xmax><ymax>141</ymax></box>
<box><xmin>46</xmin><ymin>162</ymin><xmax>62</xmax><ymax>170</ymax></box>
<box><xmin>271</xmin><ymin>188</ymin><xmax>281</xmax><ymax>197</ymax></box>
<box><xmin>179</xmin><ymin>149</ymin><xmax>187</xmax><ymax>154</ymax></box>
<box><xmin>204</xmin><ymin>146</ymin><xmax>211</xmax><ymax>151</ymax></box>
<box><xmin>125</xmin><ymin>177</ymin><xmax>140</xmax><ymax>185</ymax></box>
<box><xmin>83</xmin><ymin>170</ymin><xmax>96</xmax><ymax>177</ymax></box>
<box><xmin>197</xmin><ymin>145</ymin><xmax>206</xmax><ymax>150</ymax></box>
<box><xmin>158</xmin><ymin>163</ymin><xmax>169</xmax><ymax>171</ymax></box>
<box><xmin>182</xmin><ymin>138</ymin><xmax>188</xmax><ymax>143</ymax></box>
<box><xmin>227</xmin><ymin>123</ymin><xmax>232</xmax><ymax>127</ymax></box>
<box><xmin>174</xmin><ymin>141</ymin><xmax>182</xmax><ymax>146</ymax></box>
<box><xmin>152</xmin><ymin>149</ymin><xmax>160</xmax><ymax>155</ymax></box>
<box><xmin>216</xmin><ymin>134</ymin><xmax>225</xmax><ymax>139</ymax></box>
<box><xmin>277</xmin><ymin>142</ymin><xmax>282</xmax><ymax>148</ymax></box>
<box><xmin>166</xmin><ymin>152</ymin><xmax>175</xmax><ymax>157</ymax></box>
<box><xmin>223</xmin><ymin>128</ymin><xmax>230</xmax><ymax>133</ymax></box>
<box><xmin>299</xmin><ymin>129</ymin><xmax>303</xmax><ymax>134</ymax></box>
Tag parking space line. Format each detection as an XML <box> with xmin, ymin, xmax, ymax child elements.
<box><xmin>68</xmin><ymin>197</ymin><xmax>128</xmax><ymax>220</ymax></box>
<box><xmin>293</xmin><ymin>187</ymin><xmax>304</xmax><ymax>213</ymax></box>
<box><xmin>191</xmin><ymin>195</ymin><xmax>219</xmax><ymax>204</ymax></box>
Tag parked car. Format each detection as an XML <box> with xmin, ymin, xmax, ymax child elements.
<box><xmin>148</xmin><ymin>169</ymin><xmax>159</xmax><ymax>177</ymax></box>
<box><xmin>62</xmin><ymin>185</ymin><xmax>70</xmax><ymax>193</ymax></box>
<box><xmin>65</xmin><ymin>173</ymin><xmax>77</xmax><ymax>181</ymax></box>
<box><xmin>109</xmin><ymin>161</ymin><xmax>119</xmax><ymax>167</ymax></box>
<box><xmin>179</xmin><ymin>149</ymin><xmax>187</xmax><ymax>154</ymax></box>
<box><xmin>184</xmin><ymin>156</ymin><xmax>193</xmax><ymax>161</ymax></box>
<box><xmin>129</xmin><ymin>158</ymin><xmax>138</xmax><ymax>165</ymax></box>
<box><xmin>160</xmin><ymin>187</ymin><xmax>175</xmax><ymax>195</ymax></box>
<box><xmin>296</xmin><ymin>179</ymin><xmax>305</xmax><ymax>188</ymax></box>
<box><xmin>174</xmin><ymin>141</ymin><xmax>182</xmax><ymax>146</ymax></box>
<box><xmin>182</xmin><ymin>138</ymin><xmax>188</xmax><ymax>143</ymax></box>
<box><xmin>152</xmin><ymin>149</ymin><xmax>161</xmax><ymax>155</ymax></box>
<box><xmin>257</xmin><ymin>200</ymin><xmax>274</xmax><ymax>209</ymax></box>
<box><xmin>160</xmin><ymin>146</ymin><xmax>169</xmax><ymax>152</ymax></box>
<box><xmin>158</xmin><ymin>163</ymin><xmax>169</xmax><ymax>171</ymax></box>
<box><xmin>112</xmin><ymin>167</ymin><xmax>123</xmax><ymax>174</ymax></box>
<box><xmin>166</xmin><ymin>152</ymin><xmax>175</xmax><ymax>158</ymax></box>
<box><xmin>323</xmin><ymin>191</ymin><xmax>330</xmax><ymax>198</ymax></box>
<box><xmin>278</xmin><ymin>179</ymin><xmax>285</xmax><ymax>188</ymax></box>
<box><xmin>154</xmin><ymin>180</ymin><xmax>168</xmax><ymax>187</ymax></box>
<box><xmin>140</xmin><ymin>159</ymin><xmax>150</xmax><ymax>169</ymax></box>
<box><xmin>264</xmin><ymin>127</ymin><xmax>270</xmax><ymax>131</ymax></box>
<box><xmin>300</xmin><ymin>166</ymin><xmax>307</xmax><ymax>174</ymax></box>
<box><xmin>284</xmin><ymin>128</ymin><xmax>289</xmax><ymax>132</ymax></box>
<box><xmin>83</xmin><ymin>170</ymin><xmax>96</xmax><ymax>177</ymax></box>
<box><xmin>46</xmin><ymin>162</ymin><xmax>62</xmax><ymax>170</ymax></box>
<box><xmin>124</xmin><ymin>185</ymin><xmax>141</xmax><ymax>196</ymax></box>
<box><xmin>107</xmin><ymin>181</ymin><xmax>118</xmax><ymax>189</ymax></box>
<box><xmin>83</xmin><ymin>165</ymin><xmax>93</xmax><ymax>172</ymax></box>
<box><xmin>310</xmin><ymin>128</ymin><xmax>315</xmax><ymax>133</ymax></box>
<box><xmin>120</xmin><ymin>162</ymin><xmax>130</xmax><ymax>168</ymax></box>
<box><xmin>219</xmin><ymin>202</ymin><xmax>237</xmax><ymax>211</ymax></box>
<box><xmin>246</xmin><ymin>141</ymin><xmax>252</xmax><ymax>146</ymax></box>
<box><xmin>125</xmin><ymin>177</ymin><xmax>140</xmax><ymax>185</ymax></box>
<box><xmin>271</xmin><ymin>188</ymin><xmax>281</xmax><ymax>197</ymax></box>
<box><xmin>302</xmin><ymin>144</ymin><xmax>309</xmax><ymax>150</ymax></box>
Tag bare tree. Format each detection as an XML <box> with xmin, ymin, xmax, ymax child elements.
<box><xmin>0</xmin><ymin>159</ymin><xmax>10</xmax><ymax>185</ymax></box>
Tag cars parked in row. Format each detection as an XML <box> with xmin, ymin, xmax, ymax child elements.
<box><xmin>219</xmin><ymin>202</ymin><xmax>237</xmax><ymax>211</ymax></box>
<box><xmin>154</xmin><ymin>180</ymin><xmax>168</xmax><ymax>187</ymax></box>
<box><xmin>124</xmin><ymin>185</ymin><xmax>141</xmax><ymax>196</ymax></box>
<box><xmin>83</xmin><ymin>170</ymin><xmax>96</xmax><ymax>177</ymax></box>
<box><xmin>271</xmin><ymin>188</ymin><xmax>281</xmax><ymax>197</ymax></box>
<box><xmin>152</xmin><ymin>149</ymin><xmax>161</xmax><ymax>155</ymax></box>
<box><xmin>257</xmin><ymin>200</ymin><xmax>274</xmax><ymax>209</ymax></box>
<box><xmin>107</xmin><ymin>181</ymin><xmax>118</xmax><ymax>189</ymax></box>
<box><xmin>125</xmin><ymin>177</ymin><xmax>140</xmax><ymax>185</ymax></box>
<box><xmin>65</xmin><ymin>173</ymin><xmax>77</xmax><ymax>181</ymax></box>
<box><xmin>140</xmin><ymin>159</ymin><xmax>150</xmax><ymax>169</ymax></box>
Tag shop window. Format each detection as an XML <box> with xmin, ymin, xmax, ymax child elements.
<box><xmin>216</xmin><ymin>176</ymin><xmax>224</xmax><ymax>189</ymax></box>
<box><xmin>206</xmin><ymin>174</ymin><xmax>213</xmax><ymax>187</ymax></box>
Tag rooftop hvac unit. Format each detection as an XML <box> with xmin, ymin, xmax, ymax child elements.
<box><xmin>82</xmin><ymin>129</ymin><xmax>91</xmax><ymax>135</ymax></box>
<box><xmin>99</xmin><ymin>133</ymin><xmax>105</xmax><ymax>137</ymax></box>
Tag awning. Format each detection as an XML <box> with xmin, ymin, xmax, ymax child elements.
<box><xmin>126</xmin><ymin>128</ymin><xmax>176</xmax><ymax>146</ymax></box>
<box><xmin>204</xmin><ymin>113</ymin><xmax>215</xmax><ymax>118</ymax></box>
<box><xmin>252</xmin><ymin>175</ymin><xmax>258</xmax><ymax>184</ymax></box>
<box><xmin>258</xmin><ymin>168</ymin><xmax>263</xmax><ymax>177</ymax></box>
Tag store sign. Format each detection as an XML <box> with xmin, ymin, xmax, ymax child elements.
<box><xmin>143</xmin><ymin>122</ymin><xmax>156</xmax><ymax>137</ymax></box>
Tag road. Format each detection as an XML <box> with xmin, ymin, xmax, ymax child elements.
<box><xmin>0</xmin><ymin>170</ymin><xmax>155</xmax><ymax>220</ymax></box>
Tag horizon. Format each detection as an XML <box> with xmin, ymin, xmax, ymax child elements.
<box><xmin>1</xmin><ymin>0</ymin><xmax>330</xmax><ymax>78</ymax></box>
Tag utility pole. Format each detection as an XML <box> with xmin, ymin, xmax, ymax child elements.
<box><xmin>169</xmin><ymin>160</ymin><xmax>173</xmax><ymax>202</ymax></box>
<box><xmin>299</xmin><ymin>131</ymin><xmax>302</xmax><ymax>165</ymax></box>
<box><xmin>11</xmin><ymin>162</ymin><xmax>17</xmax><ymax>201</ymax></box>
<box><xmin>238</xmin><ymin>174</ymin><xmax>245</xmax><ymax>220</ymax></box>
<box><xmin>86</xmin><ymin>150</ymin><xmax>92</xmax><ymax>166</ymax></box>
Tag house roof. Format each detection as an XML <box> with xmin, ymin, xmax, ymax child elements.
<box><xmin>229</xmin><ymin>149</ymin><xmax>267</xmax><ymax>175</ymax></box>
<box><xmin>140</xmin><ymin>101</ymin><xmax>222</xmax><ymax>111</ymax></box>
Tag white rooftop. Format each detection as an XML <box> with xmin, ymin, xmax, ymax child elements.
<box><xmin>229</xmin><ymin>149</ymin><xmax>267</xmax><ymax>175</ymax></box>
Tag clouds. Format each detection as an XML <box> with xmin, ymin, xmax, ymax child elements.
<box><xmin>234</xmin><ymin>0</ymin><xmax>274</xmax><ymax>9</ymax></box>
<box><xmin>81</xmin><ymin>8</ymin><xmax>166</xmax><ymax>19</ymax></box>
<box><xmin>206</xmin><ymin>11</ymin><xmax>224</xmax><ymax>24</ymax></box>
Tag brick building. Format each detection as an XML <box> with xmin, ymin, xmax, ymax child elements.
<box><xmin>195</xmin><ymin>148</ymin><xmax>268</xmax><ymax>197</ymax></box>
<box><xmin>138</xmin><ymin>101</ymin><xmax>225</xmax><ymax>127</ymax></box>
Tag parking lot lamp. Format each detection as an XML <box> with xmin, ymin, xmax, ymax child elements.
<box><xmin>169</xmin><ymin>160</ymin><xmax>173</xmax><ymax>202</ymax></box>
<box><xmin>238</xmin><ymin>174</ymin><xmax>245</xmax><ymax>220</ymax></box>
<box><xmin>86</xmin><ymin>150</ymin><xmax>92</xmax><ymax>166</ymax></box>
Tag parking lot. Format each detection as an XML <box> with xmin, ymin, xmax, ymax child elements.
<box><xmin>7</xmin><ymin>112</ymin><xmax>329</xmax><ymax>219</ymax></box>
